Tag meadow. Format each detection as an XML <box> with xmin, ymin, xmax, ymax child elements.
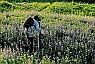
<box><xmin>0</xmin><ymin>1</ymin><xmax>95</xmax><ymax>64</ymax></box>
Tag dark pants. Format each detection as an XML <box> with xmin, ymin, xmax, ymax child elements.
<box><xmin>27</xmin><ymin>37</ymin><xmax>34</xmax><ymax>53</ymax></box>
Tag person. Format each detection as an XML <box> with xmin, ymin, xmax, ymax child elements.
<box><xmin>33</xmin><ymin>15</ymin><xmax>41</xmax><ymax>31</ymax></box>
<box><xmin>23</xmin><ymin>15</ymin><xmax>41</xmax><ymax>54</ymax></box>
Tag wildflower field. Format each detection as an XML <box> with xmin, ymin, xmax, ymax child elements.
<box><xmin>0</xmin><ymin>1</ymin><xmax>95</xmax><ymax>64</ymax></box>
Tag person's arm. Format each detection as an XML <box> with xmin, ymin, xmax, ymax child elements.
<box><xmin>30</xmin><ymin>26</ymin><xmax>35</xmax><ymax>29</ymax></box>
<box><xmin>34</xmin><ymin>19</ymin><xmax>41</xmax><ymax>31</ymax></box>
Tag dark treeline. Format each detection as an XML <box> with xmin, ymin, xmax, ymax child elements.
<box><xmin>5</xmin><ymin>0</ymin><xmax>95</xmax><ymax>3</ymax></box>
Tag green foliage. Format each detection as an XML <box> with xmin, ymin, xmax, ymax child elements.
<box><xmin>5</xmin><ymin>0</ymin><xmax>62</xmax><ymax>2</ymax></box>
<box><xmin>0</xmin><ymin>1</ymin><xmax>50</xmax><ymax>12</ymax></box>
<box><xmin>43</xmin><ymin>2</ymin><xmax>95</xmax><ymax>16</ymax></box>
<box><xmin>0</xmin><ymin>1</ymin><xmax>95</xmax><ymax>16</ymax></box>
<box><xmin>15</xmin><ymin>2</ymin><xmax>50</xmax><ymax>11</ymax></box>
<box><xmin>0</xmin><ymin>1</ymin><xmax>16</xmax><ymax>12</ymax></box>
<box><xmin>4</xmin><ymin>0</ymin><xmax>95</xmax><ymax>3</ymax></box>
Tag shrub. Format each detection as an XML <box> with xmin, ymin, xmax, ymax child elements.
<box><xmin>43</xmin><ymin>2</ymin><xmax>95</xmax><ymax>16</ymax></box>
<box><xmin>0</xmin><ymin>1</ymin><xmax>16</xmax><ymax>12</ymax></box>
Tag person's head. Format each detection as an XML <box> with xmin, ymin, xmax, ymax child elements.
<box><xmin>23</xmin><ymin>17</ymin><xmax>34</xmax><ymax>28</ymax></box>
<box><xmin>34</xmin><ymin>15</ymin><xmax>41</xmax><ymax>21</ymax></box>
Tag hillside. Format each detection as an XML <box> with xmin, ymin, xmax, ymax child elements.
<box><xmin>0</xmin><ymin>1</ymin><xmax>95</xmax><ymax>16</ymax></box>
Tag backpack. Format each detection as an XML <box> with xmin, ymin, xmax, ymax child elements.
<box><xmin>23</xmin><ymin>17</ymin><xmax>35</xmax><ymax>37</ymax></box>
<box><xmin>23</xmin><ymin>17</ymin><xmax>34</xmax><ymax>28</ymax></box>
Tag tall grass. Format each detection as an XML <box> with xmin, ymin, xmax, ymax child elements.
<box><xmin>0</xmin><ymin>1</ymin><xmax>95</xmax><ymax>64</ymax></box>
<box><xmin>0</xmin><ymin>11</ymin><xmax>95</xmax><ymax>64</ymax></box>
